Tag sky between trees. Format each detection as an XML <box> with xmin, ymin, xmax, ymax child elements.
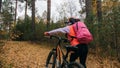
<box><xmin>17</xmin><ymin>0</ymin><xmax>81</xmax><ymax>22</ymax></box>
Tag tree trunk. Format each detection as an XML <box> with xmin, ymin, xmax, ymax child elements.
<box><xmin>15</xmin><ymin>0</ymin><xmax>17</xmax><ymax>25</ymax></box>
<box><xmin>31</xmin><ymin>0</ymin><xmax>35</xmax><ymax>40</ymax></box>
<box><xmin>97</xmin><ymin>0</ymin><xmax>102</xmax><ymax>22</ymax></box>
<box><xmin>85</xmin><ymin>0</ymin><xmax>92</xmax><ymax>22</ymax></box>
<box><xmin>25</xmin><ymin>0</ymin><xmax>27</xmax><ymax>20</ymax></box>
<box><xmin>47</xmin><ymin>0</ymin><xmax>51</xmax><ymax>29</ymax></box>
<box><xmin>0</xmin><ymin>0</ymin><xmax>2</xmax><ymax>13</ymax></box>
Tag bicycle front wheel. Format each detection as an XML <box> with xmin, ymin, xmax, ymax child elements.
<box><xmin>68</xmin><ymin>62</ymin><xmax>84</xmax><ymax>68</ymax></box>
<box><xmin>46</xmin><ymin>51</ymin><xmax>56</xmax><ymax>68</ymax></box>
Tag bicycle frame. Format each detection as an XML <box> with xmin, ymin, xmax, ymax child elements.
<box><xmin>45</xmin><ymin>35</ymin><xmax>84</xmax><ymax>68</ymax></box>
<box><xmin>50</xmin><ymin>35</ymin><xmax>69</xmax><ymax>66</ymax></box>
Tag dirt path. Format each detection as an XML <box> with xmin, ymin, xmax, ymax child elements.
<box><xmin>0</xmin><ymin>41</ymin><xmax>119</xmax><ymax>68</ymax></box>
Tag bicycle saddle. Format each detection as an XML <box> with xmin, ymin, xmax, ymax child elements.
<box><xmin>65</xmin><ymin>45</ymin><xmax>78</xmax><ymax>52</ymax></box>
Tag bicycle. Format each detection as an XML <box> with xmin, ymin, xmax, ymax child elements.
<box><xmin>45</xmin><ymin>35</ymin><xmax>84</xmax><ymax>68</ymax></box>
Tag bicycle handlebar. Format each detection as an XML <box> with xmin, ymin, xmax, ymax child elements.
<box><xmin>45</xmin><ymin>35</ymin><xmax>69</xmax><ymax>43</ymax></box>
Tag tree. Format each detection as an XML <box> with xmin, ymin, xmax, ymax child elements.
<box><xmin>97</xmin><ymin>0</ymin><xmax>102</xmax><ymax>22</ymax></box>
<box><xmin>67</xmin><ymin>0</ymin><xmax>77</xmax><ymax>17</ymax></box>
<box><xmin>24</xmin><ymin>0</ymin><xmax>27</xmax><ymax>20</ymax></box>
<box><xmin>79</xmin><ymin>0</ymin><xmax>93</xmax><ymax>22</ymax></box>
<box><xmin>2</xmin><ymin>0</ymin><xmax>14</xmax><ymax>28</ymax></box>
<box><xmin>1</xmin><ymin>0</ymin><xmax>14</xmax><ymax>40</ymax></box>
<box><xmin>18</xmin><ymin>0</ymin><xmax>36</xmax><ymax>40</ymax></box>
<box><xmin>0</xmin><ymin>0</ymin><xmax>2</xmax><ymax>13</ymax></box>
<box><xmin>31</xmin><ymin>0</ymin><xmax>35</xmax><ymax>40</ymax></box>
<box><xmin>47</xmin><ymin>0</ymin><xmax>51</xmax><ymax>29</ymax></box>
<box><xmin>18</xmin><ymin>0</ymin><xmax>29</xmax><ymax>21</ymax></box>
<box><xmin>56</xmin><ymin>2</ymin><xmax>67</xmax><ymax>21</ymax></box>
<box><xmin>56</xmin><ymin>0</ymin><xmax>78</xmax><ymax>21</ymax></box>
<box><xmin>85</xmin><ymin>0</ymin><xmax>93</xmax><ymax>22</ymax></box>
<box><xmin>15</xmin><ymin>0</ymin><xmax>18</xmax><ymax>25</ymax></box>
<box><xmin>102</xmin><ymin>0</ymin><xmax>120</xmax><ymax>58</ymax></box>
<box><xmin>42</xmin><ymin>10</ymin><xmax>47</xmax><ymax>23</ymax></box>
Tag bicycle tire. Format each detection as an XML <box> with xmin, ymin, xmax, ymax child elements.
<box><xmin>61</xmin><ymin>62</ymin><xmax>68</xmax><ymax>68</ymax></box>
<box><xmin>68</xmin><ymin>62</ymin><xmax>84</xmax><ymax>68</ymax></box>
<box><xmin>46</xmin><ymin>51</ymin><xmax>56</xmax><ymax>68</ymax></box>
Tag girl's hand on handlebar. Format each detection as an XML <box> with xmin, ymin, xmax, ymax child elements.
<box><xmin>44</xmin><ymin>32</ymin><xmax>50</xmax><ymax>36</ymax></box>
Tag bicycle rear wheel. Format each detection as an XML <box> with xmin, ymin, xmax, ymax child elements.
<box><xmin>46</xmin><ymin>51</ymin><xmax>56</xmax><ymax>68</ymax></box>
<box><xmin>68</xmin><ymin>62</ymin><xmax>84</xmax><ymax>68</ymax></box>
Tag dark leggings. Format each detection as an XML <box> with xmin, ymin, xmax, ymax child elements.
<box><xmin>70</xmin><ymin>44</ymin><xmax>88</xmax><ymax>68</ymax></box>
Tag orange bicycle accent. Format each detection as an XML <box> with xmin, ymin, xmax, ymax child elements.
<box><xmin>45</xmin><ymin>35</ymin><xmax>84</xmax><ymax>68</ymax></box>
<box><xmin>57</xmin><ymin>45</ymin><xmax>63</xmax><ymax>64</ymax></box>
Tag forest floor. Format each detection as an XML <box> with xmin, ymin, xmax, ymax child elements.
<box><xmin>0</xmin><ymin>41</ymin><xmax>120</xmax><ymax>68</ymax></box>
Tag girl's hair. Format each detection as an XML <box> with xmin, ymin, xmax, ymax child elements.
<box><xmin>68</xmin><ymin>18</ymin><xmax>76</xmax><ymax>25</ymax></box>
<box><xmin>75</xmin><ymin>18</ymin><xmax>80</xmax><ymax>22</ymax></box>
<box><xmin>65</xmin><ymin>17</ymin><xmax>81</xmax><ymax>25</ymax></box>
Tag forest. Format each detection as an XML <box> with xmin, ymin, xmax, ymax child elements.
<box><xmin>0</xmin><ymin>0</ymin><xmax>120</xmax><ymax>68</ymax></box>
